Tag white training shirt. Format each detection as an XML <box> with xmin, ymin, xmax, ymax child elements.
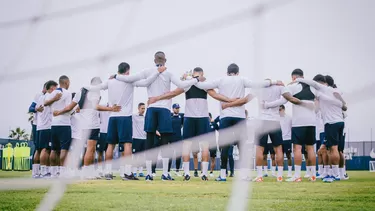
<box><xmin>72</xmin><ymin>90</ymin><xmax>100</xmax><ymax>129</ymax></box>
<box><xmin>296</xmin><ymin>78</ymin><xmax>344</xmax><ymax>125</ymax></box>
<box><xmin>99</xmin><ymin>109</ymin><xmax>110</xmax><ymax>134</ymax></box>
<box><xmin>36</xmin><ymin>93</ymin><xmax>52</xmax><ymax>131</ymax></box>
<box><xmin>184</xmin><ymin>86</ymin><xmax>209</xmax><ymax>118</ymax></box>
<box><xmin>132</xmin><ymin>114</ymin><xmax>146</xmax><ymax>139</ymax></box>
<box><xmin>257</xmin><ymin>85</ymin><xmax>285</xmax><ymax>121</ymax></box>
<box><xmin>71</xmin><ymin>111</ymin><xmax>83</xmax><ymax>140</ymax></box>
<box><xmin>282</xmin><ymin>83</ymin><xmax>317</xmax><ymax>127</ymax></box>
<box><xmin>315</xmin><ymin>110</ymin><xmax>324</xmax><ymax>140</ymax></box>
<box><xmin>117</xmin><ymin>67</ymin><xmax>199</xmax><ymax>110</ymax></box>
<box><xmin>46</xmin><ymin>88</ymin><xmax>72</xmax><ymax>126</ymax></box>
<box><xmin>32</xmin><ymin>92</ymin><xmax>43</xmax><ymax>126</ymax></box>
<box><xmin>195</xmin><ymin>76</ymin><xmax>272</xmax><ymax>119</ymax></box>
<box><xmin>280</xmin><ymin>115</ymin><xmax>292</xmax><ymax>141</ymax></box>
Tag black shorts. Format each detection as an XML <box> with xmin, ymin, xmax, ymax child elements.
<box><xmin>210</xmin><ymin>148</ymin><xmax>217</xmax><ymax>158</ymax></box>
<box><xmin>292</xmin><ymin>126</ymin><xmax>316</xmax><ymax>146</ymax></box>
<box><xmin>51</xmin><ymin>126</ymin><xmax>72</xmax><ymax>150</ymax></box>
<box><xmin>339</xmin><ymin>133</ymin><xmax>346</xmax><ymax>153</ymax></box>
<box><xmin>38</xmin><ymin>129</ymin><xmax>51</xmax><ymax>150</ymax></box>
<box><xmin>256</xmin><ymin>120</ymin><xmax>283</xmax><ymax>148</ymax></box>
<box><xmin>325</xmin><ymin>122</ymin><xmax>345</xmax><ymax>150</ymax></box>
<box><xmin>83</xmin><ymin>129</ymin><xmax>100</xmax><ymax>141</ymax></box>
<box><xmin>32</xmin><ymin>125</ymin><xmax>38</xmax><ymax>148</ymax></box>
<box><xmin>96</xmin><ymin>133</ymin><xmax>108</xmax><ymax>152</ymax></box>
<box><xmin>132</xmin><ymin>138</ymin><xmax>146</xmax><ymax>153</ymax></box>
<box><xmin>282</xmin><ymin>140</ymin><xmax>292</xmax><ymax>154</ymax></box>
<box><xmin>263</xmin><ymin>143</ymin><xmax>275</xmax><ymax>155</ymax></box>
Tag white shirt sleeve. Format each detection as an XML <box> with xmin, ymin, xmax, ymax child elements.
<box><xmin>85</xmin><ymin>81</ymin><xmax>108</xmax><ymax>91</ymax></box>
<box><xmin>264</xmin><ymin>96</ymin><xmax>288</xmax><ymax>108</ymax></box>
<box><xmin>195</xmin><ymin>79</ymin><xmax>220</xmax><ymax>90</ymax></box>
<box><xmin>116</xmin><ymin>69</ymin><xmax>154</xmax><ymax>83</ymax></box>
<box><xmin>242</xmin><ymin>78</ymin><xmax>271</xmax><ymax>88</ymax></box>
<box><xmin>133</xmin><ymin>71</ymin><xmax>160</xmax><ymax>87</ymax></box>
<box><xmin>169</xmin><ymin>72</ymin><xmax>199</xmax><ymax>89</ymax></box>
<box><xmin>296</xmin><ymin>78</ymin><xmax>327</xmax><ymax>91</ymax></box>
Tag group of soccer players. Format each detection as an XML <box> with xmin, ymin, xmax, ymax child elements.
<box><xmin>29</xmin><ymin>51</ymin><xmax>348</xmax><ymax>183</ymax></box>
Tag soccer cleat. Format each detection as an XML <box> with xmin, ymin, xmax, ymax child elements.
<box><xmin>277</xmin><ymin>176</ymin><xmax>283</xmax><ymax>182</ymax></box>
<box><xmin>145</xmin><ymin>175</ymin><xmax>154</xmax><ymax>181</ymax></box>
<box><xmin>194</xmin><ymin>170</ymin><xmax>199</xmax><ymax>177</ymax></box>
<box><xmin>201</xmin><ymin>175</ymin><xmax>208</xmax><ymax>181</ymax></box>
<box><xmin>133</xmin><ymin>172</ymin><xmax>137</xmax><ymax>177</ymax></box>
<box><xmin>229</xmin><ymin>172</ymin><xmax>234</xmax><ymax>177</ymax></box>
<box><xmin>209</xmin><ymin>172</ymin><xmax>214</xmax><ymax>178</ymax></box>
<box><xmin>323</xmin><ymin>176</ymin><xmax>334</xmax><ymax>183</ymax></box>
<box><xmin>167</xmin><ymin>174</ymin><xmax>175</xmax><ymax>181</ymax></box>
<box><xmin>138</xmin><ymin>173</ymin><xmax>145</xmax><ymax>177</ymax></box>
<box><xmin>152</xmin><ymin>173</ymin><xmax>156</xmax><ymax>177</ymax></box>
<box><xmin>344</xmin><ymin>173</ymin><xmax>349</xmax><ymax>180</ymax></box>
<box><xmin>252</xmin><ymin>176</ymin><xmax>264</xmax><ymax>182</ymax></box>
<box><xmin>263</xmin><ymin>173</ymin><xmax>268</xmax><ymax>177</ymax></box>
<box><xmin>105</xmin><ymin>173</ymin><xmax>114</xmax><ymax>180</ymax></box>
<box><xmin>334</xmin><ymin>175</ymin><xmax>341</xmax><ymax>181</ymax></box>
<box><xmin>123</xmin><ymin>173</ymin><xmax>139</xmax><ymax>180</ymax></box>
<box><xmin>309</xmin><ymin>176</ymin><xmax>316</xmax><ymax>182</ymax></box>
<box><xmin>32</xmin><ymin>174</ymin><xmax>41</xmax><ymax>179</ymax></box>
<box><xmin>184</xmin><ymin>174</ymin><xmax>191</xmax><ymax>181</ymax></box>
<box><xmin>286</xmin><ymin>177</ymin><xmax>302</xmax><ymax>182</ymax></box>
<box><xmin>215</xmin><ymin>176</ymin><xmax>227</xmax><ymax>182</ymax></box>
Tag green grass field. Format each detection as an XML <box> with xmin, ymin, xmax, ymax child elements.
<box><xmin>0</xmin><ymin>171</ymin><xmax>374</xmax><ymax>211</ymax></box>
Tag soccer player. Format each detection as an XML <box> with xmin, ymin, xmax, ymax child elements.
<box><xmin>168</xmin><ymin>103</ymin><xmax>184</xmax><ymax>177</ymax></box>
<box><xmin>194</xmin><ymin>64</ymin><xmax>282</xmax><ymax>182</ymax></box>
<box><xmin>35</xmin><ymin>81</ymin><xmax>57</xmax><ymax>178</ymax></box>
<box><xmin>208</xmin><ymin>113</ymin><xmax>219</xmax><ymax>177</ymax></box>
<box><xmin>44</xmin><ymin>75</ymin><xmax>72</xmax><ymax>177</ymax></box>
<box><xmin>29</xmin><ymin>83</ymin><xmax>47</xmax><ymax>178</ymax></box>
<box><xmin>147</xmin><ymin>67</ymin><xmax>235</xmax><ymax>181</ymax></box>
<box><xmin>132</xmin><ymin>102</ymin><xmax>147</xmax><ymax>177</ymax></box>
<box><xmin>89</xmin><ymin>62</ymin><xmax>166</xmax><ymax>180</ymax></box>
<box><xmin>115</xmin><ymin>52</ymin><xmax>202</xmax><ymax>181</ymax></box>
<box><xmin>266</xmin><ymin>69</ymin><xmax>318</xmax><ymax>182</ymax></box>
<box><xmin>279</xmin><ymin>105</ymin><xmax>293</xmax><ymax>178</ymax></box>
<box><xmin>296</xmin><ymin>75</ymin><xmax>347</xmax><ymax>182</ymax></box>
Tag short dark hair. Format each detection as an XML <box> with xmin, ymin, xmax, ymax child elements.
<box><xmin>325</xmin><ymin>75</ymin><xmax>336</xmax><ymax>88</ymax></box>
<box><xmin>59</xmin><ymin>75</ymin><xmax>69</xmax><ymax>84</ymax></box>
<box><xmin>43</xmin><ymin>81</ymin><xmax>48</xmax><ymax>88</ymax></box>
<box><xmin>45</xmin><ymin>80</ymin><xmax>58</xmax><ymax>90</ymax></box>
<box><xmin>227</xmin><ymin>63</ymin><xmax>239</xmax><ymax>75</ymax></box>
<box><xmin>279</xmin><ymin>105</ymin><xmax>285</xmax><ymax>110</ymax></box>
<box><xmin>138</xmin><ymin>102</ymin><xmax>145</xmax><ymax>108</ymax></box>
<box><xmin>291</xmin><ymin>69</ymin><xmax>303</xmax><ymax>77</ymax></box>
<box><xmin>154</xmin><ymin>51</ymin><xmax>165</xmax><ymax>57</ymax></box>
<box><xmin>193</xmin><ymin>67</ymin><xmax>203</xmax><ymax>73</ymax></box>
<box><xmin>209</xmin><ymin>113</ymin><xmax>212</xmax><ymax>118</ymax></box>
<box><xmin>118</xmin><ymin>62</ymin><xmax>130</xmax><ymax>74</ymax></box>
<box><xmin>313</xmin><ymin>74</ymin><xmax>326</xmax><ymax>83</ymax></box>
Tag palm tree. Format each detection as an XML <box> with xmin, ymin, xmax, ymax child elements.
<box><xmin>9</xmin><ymin>127</ymin><xmax>30</xmax><ymax>141</ymax></box>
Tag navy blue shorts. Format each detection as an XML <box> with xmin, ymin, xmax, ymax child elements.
<box><xmin>96</xmin><ymin>133</ymin><xmax>108</xmax><ymax>152</ymax></box>
<box><xmin>257</xmin><ymin>121</ymin><xmax>283</xmax><ymax>148</ymax></box>
<box><xmin>144</xmin><ymin>107</ymin><xmax>173</xmax><ymax>133</ymax></box>
<box><xmin>282</xmin><ymin>140</ymin><xmax>292</xmax><ymax>154</ymax></box>
<box><xmin>132</xmin><ymin>138</ymin><xmax>146</xmax><ymax>153</ymax></box>
<box><xmin>263</xmin><ymin>143</ymin><xmax>275</xmax><ymax>155</ymax></box>
<box><xmin>107</xmin><ymin>116</ymin><xmax>132</xmax><ymax>144</ymax></box>
<box><xmin>210</xmin><ymin>148</ymin><xmax>217</xmax><ymax>158</ymax></box>
<box><xmin>83</xmin><ymin>129</ymin><xmax>100</xmax><ymax>141</ymax></box>
<box><xmin>38</xmin><ymin>129</ymin><xmax>51</xmax><ymax>150</ymax></box>
<box><xmin>339</xmin><ymin>133</ymin><xmax>346</xmax><ymax>152</ymax></box>
<box><xmin>51</xmin><ymin>126</ymin><xmax>72</xmax><ymax>150</ymax></box>
<box><xmin>32</xmin><ymin>125</ymin><xmax>38</xmax><ymax>148</ymax></box>
<box><xmin>292</xmin><ymin>126</ymin><xmax>316</xmax><ymax>146</ymax></box>
<box><xmin>183</xmin><ymin>117</ymin><xmax>210</xmax><ymax>139</ymax></box>
<box><xmin>324</xmin><ymin>122</ymin><xmax>345</xmax><ymax>150</ymax></box>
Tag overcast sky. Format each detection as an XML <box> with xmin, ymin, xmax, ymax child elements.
<box><xmin>0</xmin><ymin>0</ymin><xmax>374</xmax><ymax>142</ymax></box>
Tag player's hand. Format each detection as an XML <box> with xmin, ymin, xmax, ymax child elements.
<box><xmin>109</xmin><ymin>74</ymin><xmax>116</xmax><ymax>80</ymax></box>
<box><xmin>147</xmin><ymin>97</ymin><xmax>158</xmax><ymax>106</ymax></box>
<box><xmin>75</xmin><ymin>107</ymin><xmax>80</xmax><ymax>113</ymax></box>
<box><xmin>156</xmin><ymin>130</ymin><xmax>161</xmax><ymax>137</ymax></box>
<box><xmin>36</xmin><ymin>105</ymin><xmax>44</xmax><ymax>112</ymax></box>
<box><xmin>53</xmin><ymin>110</ymin><xmax>61</xmax><ymax>117</ymax></box>
<box><xmin>221</xmin><ymin>103</ymin><xmax>229</xmax><ymax>110</ymax></box>
<box><xmin>111</xmin><ymin>104</ymin><xmax>121</xmax><ymax>112</ymax></box>
<box><xmin>275</xmin><ymin>80</ymin><xmax>285</xmax><ymax>86</ymax></box>
<box><xmin>342</xmin><ymin>104</ymin><xmax>348</xmax><ymax>112</ymax></box>
<box><xmin>157</xmin><ymin>66</ymin><xmax>167</xmax><ymax>73</ymax></box>
<box><xmin>53</xmin><ymin>93</ymin><xmax>62</xmax><ymax>101</ymax></box>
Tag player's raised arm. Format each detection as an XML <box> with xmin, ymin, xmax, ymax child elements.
<box><xmin>53</xmin><ymin>92</ymin><xmax>80</xmax><ymax>116</ymax></box>
<box><xmin>133</xmin><ymin>66</ymin><xmax>166</xmax><ymax>87</ymax></box>
<box><xmin>243</xmin><ymin>78</ymin><xmax>283</xmax><ymax>89</ymax></box>
<box><xmin>195</xmin><ymin>79</ymin><xmax>220</xmax><ymax>90</ymax></box>
<box><xmin>44</xmin><ymin>90</ymin><xmax>62</xmax><ymax>106</ymax></box>
<box><xmin>221</xmin><ymin>94</ymin><xmax>254</xmax><ymax>110</ymax></box>
<box><xmin>148</xmin><ymin>88</ymin><xmax>185</xmax><ymax>105</ymax></box>
<box><xmin>170</xmin><ymin>72</ymin><xmax>200</xmax><ymax>89</ymax></box>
